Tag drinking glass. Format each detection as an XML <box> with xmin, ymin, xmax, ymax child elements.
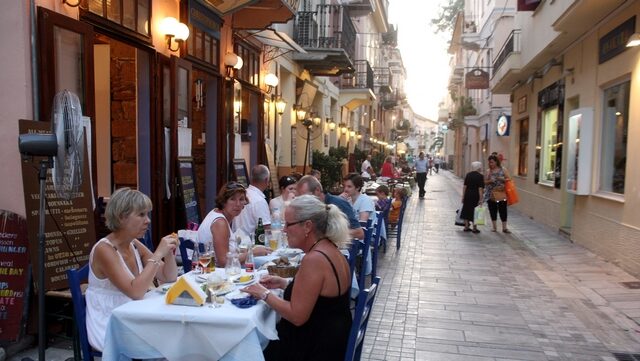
<box><xmin>269</xmin><ymin>230</ymin><xmax>280</xmax><ymax>251</ymax></box>
<box><xmin>198</xmin><ymin>252</ymin><xmax>211</xmax><ymax>273</ymax></box>
<box><xmin>225</xmin><ymin>251</ymin><xmax>241</xmax><ymax>277</ymax></box>
<box><xmin>206</xmin><ymin>274</ymin><xmax>225</xmax><ymax>308</ymax></box>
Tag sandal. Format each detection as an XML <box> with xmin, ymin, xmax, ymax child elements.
<box><xmin>472</xmin><ymin>228</ymin><xmax>480</xmax><ymax>234</ymax></box>
<box><xmin>463</xmin><ymin>228</ymin><xmax>472</xmax><ymax>232</ymax></box>
<box><xmin>491</xmin><ymin>228</ymin><xmax>497</xmax><ymax>232</ymax></box>
<box><xmin>503</xmin><ymin>229</ymin><xmax>512</xmax><ymax>234</ymax></box>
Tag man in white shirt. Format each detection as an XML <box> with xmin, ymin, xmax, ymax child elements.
<box><xmin>414</xmin><ymin>152</ymin><xmax>428</xmax><ymax>199</ymax></box>
<box><xmin>361</xmin><ymin>154</ymin><xmax>374</xmax><ymax>180</ymax></box>
<box><xmin>232</xmin><ymin>164</ymin><xmax>272</xmax><ymax>235</ymax></box>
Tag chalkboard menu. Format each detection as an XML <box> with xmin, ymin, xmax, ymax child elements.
<box><xmin>0</xmin><ymin>210</ymin><xmax>29</xmax><ymax>342</ymax></box>
<box><xmin>19</xmin><ymin>119</ymin><xmax>95</xmax><ymax>291</ymax></box>
<box><xmin>178</xmin><ymin>159</ymin><xmax>201</xmax><ymax>226</ymax></box>
<box><xmin>233</xmin><ymin>159</ymin><xmax>249</xmax><ymax>187</ymax></box>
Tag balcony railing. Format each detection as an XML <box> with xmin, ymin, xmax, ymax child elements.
<box><xmin>373</xmin><ymin>66</ymin><xmax>391</xmax><ymax>90</ymax></box>
<box><xmin>493</xmin><ymin>30</ymin><xmax>521</xmax><ymax>74</ymax></box>
<box><xmin>294</xmin><ymin>4</ymin><xmax>356</xmax><ymax>62</ymax></box>
<box><xmin>340</xmin><ymin>60</ymin><xmax>374</xmax><ymax>89</ymax></box>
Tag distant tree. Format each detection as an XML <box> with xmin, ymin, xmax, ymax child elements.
<box><xmin>430</xmin><ymin>0</ymin><xmax>464</xmax><ymax>34</ymax></box>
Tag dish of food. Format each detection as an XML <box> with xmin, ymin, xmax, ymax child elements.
<box><xmin>231</xmin><ymin>274</ymin><xmax>255</xmax><ymax>285</ymax></box>
<box><xmin>212</xmin><ymin>282</ymin><xmax>235</xmax><ymax>296</ymax></box>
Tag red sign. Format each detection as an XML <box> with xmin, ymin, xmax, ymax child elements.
<box><xmin>465</xmin><ymin>68</ymin><xmax>489</xmax><ymax>89</ymax></box>
<box><xmin>0</xmin><ymin>210</ymin><xmax>30</xmax><ymax>342</ymax></box>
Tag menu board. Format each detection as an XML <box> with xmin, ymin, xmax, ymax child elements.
<box><xmin>19</xmin><ymin>119</ymin><xmax>95</xmax><ymax>291</ymax></box>
<box><xmin>178</xmin><ymin>159</ymin><xmax>201</xmax><ymax>226</ymax></box>
<box><xmin>233</xmin><ymin>159</ymin><xmax>249</xmax><ymax>187</ymax></box>
<box><xmin>0</xmin><ymin>210</ymin><xmax>29</xmax><ymax>342</ymax></box>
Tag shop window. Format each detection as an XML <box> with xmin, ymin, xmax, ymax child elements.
<box><xmin>84</xmin><ymin>0</ymin><xmax>150</xmax><ymax>36</ymax></box>
<box><xmin>235</xmin><ymin>41</ymin><xmax>260</xmax><ymax>87</ymax></box>
<box><xmin>518</xmin><ymin>118</ymin><xmax>528</xmax><ymax>176</ymax></box>
<box><xmin>600</xmin><ymin>80</ymin><xmax>629</xmax><ymax>194</ymax></box>
<box><xmin>540</xmin><ymin>107</ymin><xmax>558</xmax><ymax>185</ymax></box>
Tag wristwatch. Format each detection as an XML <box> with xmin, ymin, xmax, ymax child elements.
<box><xmin>260</xmin><ymin>290</ymin><xmax>271</xmax><ymax>301</ymax></box>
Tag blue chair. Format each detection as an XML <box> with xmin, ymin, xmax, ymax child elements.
<box><xmin>179</xmin><ymin>238</ymin><xmax>205</xmax><ymax>274</ymax></box>
<box><xmin>348</xmin><ymin>220</ymin><xmax>373</xmax><ymax>292</ymax></box>
<box><xmin>344</xmin><ymin>276</ymin><xmax>381</xmax><ymax>361</ymax></box>
<box><xmin>67</xmin><ymin>264</ymin><xmax>102</xmax><ymax>361</ymax></box>
<box><xmin>386</xmin><ymin>196</ymin><xmax>409</xmax><ymax>250</ymax></box>
<box><xmin>138</xmin><ymin>227</ymin><xmax>154</xmax><ymax>251</ymax></box>
<box><xmin>371</xmin><ymin>206</ymin><xmax>390</xmax><ymax>279</ymax></box>
<box><xmin>375</xmin><ymin>204</ymin><xmax>391</xmax><ymax>255</ymax></box>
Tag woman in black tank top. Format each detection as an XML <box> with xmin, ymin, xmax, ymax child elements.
<box><xmin>243</xmin><ymin>195</ymin><xmax>353</xmax><ymax>361</ymax></box>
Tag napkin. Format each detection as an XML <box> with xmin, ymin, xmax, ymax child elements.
<box><xmin>165</xmin><ymin>275</ymin><xmax>207</xmax><ymax>306</ymax></box>
<box><xmin>230</xmin><ymin>296</ymin><xmax>258</xmax><ymax>308</ymax></box>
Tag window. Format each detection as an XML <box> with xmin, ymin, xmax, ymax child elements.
<box><xmin>86</xmin><ymin>0</ymin><xmax>150</xmax><ymax>36</ymax></box>
<box><xmin>540</xmin><ymin>107</ymin><xmax>558</xmax><ymax>184</ymax></box>
<box><xmin>518</xmin><ymin>118</ymin><xmax>528</xmax><ymax>176</ymax></box>
<box><xmin>600</xmin><ymin>80</ymin><xmax>629</xmax><ymax>194</ymax></box>
<box><xmin>235</xmin><ymin>41</ymin><xmax>260</xmax><ymax>87</ymax></box>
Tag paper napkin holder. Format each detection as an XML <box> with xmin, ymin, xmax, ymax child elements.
<box><xmin>165</xmin><ymin>276</ymin><xmax>206</xmax><ymax>306</ymax></box>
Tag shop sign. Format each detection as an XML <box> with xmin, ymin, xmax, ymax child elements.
<box><xmin>465</xmin><ymin>68</ymin><xmax>489</xmax><ymax>89</ymax></box>
<box><xmin>189</xmin><ymin>0</ymin><xmax>222</xmax><ymax>38</ymax></box>
<box><xmin>0</xmin><ymin>210</ymin><xmax>29</xmax><ymax>342</ymax></box>
<box><xmin>496</xmin><ymin>115</ymin><xmax>511</xmax><ymax>136</ymax></box>
<box><xmin>599</xmin><ymin>16</ymin><xmax>635</xmax><ymax>64</ymax></box>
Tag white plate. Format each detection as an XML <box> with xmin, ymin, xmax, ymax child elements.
<box><xmin>156</xmin><ymin>282</ymin><xmax>175</xmax><ymax>294</ymax></box>
<box><xmin>212</xmin><ymin>282</ymin><xmax>235</xmax><ymax>296</ymax></box>
<box><xmin>231</xmin><ymin>274</ymin><xmax>256</xmax><ymax>285</ymax></box>
<box><xmin>278</xmin><ymin>248</ymin><xmax>303</xmax><ymax>258</ymax></box>
<box><xmin>225</xmin><ymin>290</ymin><xmax>250</xmax><ymax>300</ymax></box>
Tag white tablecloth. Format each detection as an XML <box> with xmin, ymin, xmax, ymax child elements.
<box><xmin>102</xmin><ymin>272</ymin><xmax>278</xmax><ymax>361</ymax></box>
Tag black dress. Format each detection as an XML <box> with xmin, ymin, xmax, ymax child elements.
<box><xmin>461</xmin><ymin>171</ymin><xmax>484</xmax><ymax>221</ymax></box>
<box><xmin>264</xmin><ymin>250</ymin><xmax>352</xmax><ymax>361</ymax></box>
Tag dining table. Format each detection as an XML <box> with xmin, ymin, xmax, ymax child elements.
<box><xmin>101</xmin><ymin>270</ymin><xmax>278</xmax><ymax>361</ymax></box>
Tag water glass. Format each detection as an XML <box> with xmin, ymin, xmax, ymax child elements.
<box><xmin>225</xmin><ymin>251</ymin><xmax>241</xmax><ymax>277</ymax></box>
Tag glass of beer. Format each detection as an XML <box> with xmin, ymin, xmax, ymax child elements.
<box><xmin>269</xmin><ymin>230</ymin><xmax>280</xmax><ymax>251</ymax></box>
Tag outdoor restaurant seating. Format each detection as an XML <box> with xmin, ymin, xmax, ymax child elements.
<box><xmin>344</xmin><ymin>276</ymin><xmax>381</xmax><ymax>361</ymax></box>
<box><xmin>67</xmin><ymin>264</ymin><xmax>102</xmax><ymax>361</ymax></box>
<box><xmin>178</xmin><ymin>238</ymin><xmax>205</xmax><ymax>274</ymax></box>
<box><xmin>371</xmin><ymin>204</ymin><xmax>390</xmax><ymax>277</ymax></box>
<box><xmin>349</xmin><ymin>220</ymin><xmax>373</xmax><ymax>292</ymax></box>
<box><xmin>386</xmin><ymin>195</ymin><xmax>409</xmax><ymax>250</ymax></box>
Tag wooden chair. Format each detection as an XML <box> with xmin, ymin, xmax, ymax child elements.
<box><xmin>386</xmin><ymin>196</ymin><xmax>409</xmax><ymax>250</ymax></box>
<box><xmin>344</xmin><ymin>276</ymin><xmax>381</xmax><ymax>361</ymax></box>
<box><xmin>371</xmin><ymin>205</ymin><xmax>390</xmax><ymax>280</ymax></box>
<box><xmin>348</xmin><ymin>219</ymin><xmax>373</xmax><ymax>292</ymax></box>
<box><xmin>67</xmin><ymin>264</ymin><xmax>102</xmax><ymax>361</ymax></box>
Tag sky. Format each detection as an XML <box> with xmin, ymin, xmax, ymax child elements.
<box><xmin>388</xmin><ymin>0</ymin><xmax>452</xmax><ymax>121</ymax></box>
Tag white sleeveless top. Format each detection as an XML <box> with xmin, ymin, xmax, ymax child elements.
<box><xmin>85</xmin><ymin>238</ymin><xmax>142</xmax><ymax>351</ymax></box>
<box><xmin>198</xmin><ymin>209</ymin><xmax>236</xmax><ymax>254</ymax></box>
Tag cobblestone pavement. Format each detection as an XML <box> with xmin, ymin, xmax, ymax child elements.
<box><xmin>362</xmin><ymin>171</ymin><xmax>640</xmax><ymax>361</ymax></box>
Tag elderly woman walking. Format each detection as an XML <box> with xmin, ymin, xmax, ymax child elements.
<box><xmin>460</xmin><ymin>161</ymin><xmax>484</xmax><ymax>233</ymax></box>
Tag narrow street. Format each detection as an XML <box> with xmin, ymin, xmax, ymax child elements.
<box><xmin>363</xmin><ymin>171</ymin><xmax>640</xmax><ymax>361</ymax></box>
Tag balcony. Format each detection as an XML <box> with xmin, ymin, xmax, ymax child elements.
<box><xmin>293</xmin><ymin>5</ymin><xmax>356</xmax><ymax>76</ymax></box>
<box><xmin>373</xmin><ymin>66</ymin><xmax>392</xmax><ymax>94</ymax></box>
<box><xmin>339</xmin><ymin>60</ymin><xmax>376</xmax><ymax>110</ymax></box>
<box><xmin>380</xmin><ymin>89</ymin><xmax>404</xmax><ymax>109</ymax></box>
<box><xmin>225</xmin><ymin>0</ymin><xmax>299</xmax><ymax>29</ymax></box>
<box><xmin>342</xmin><ymin>0</ymin><xmax>374</xmax><ymax>17</ymax></box>
<box><xmin>491</xmin><ymin>30</ymin><xmax>522</xmax><ymax>94</ymax></box>
<box><xmin>382</xmin><ymin>24</ymin><xmax>397</xmax><ymax>47</ymax></box>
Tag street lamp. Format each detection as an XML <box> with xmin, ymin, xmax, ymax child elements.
<box><xmin>273</xmin><ymin>97</ymin><xmax>286</xmax><ymax>165</ymax></box>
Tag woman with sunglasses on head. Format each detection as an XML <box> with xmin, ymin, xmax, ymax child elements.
<box><xmin>484</xmin><ymin>155</ymin><xmax>511</xmax><ymax>233</ymax></box>
<box><xmin>198</xmin><ymin>182</ymin><xmax>271</xmax><ymax>267</ymax></box>
<box><xmin>269</xmin><ymin>176</ymin><xmax>297</xmax><ymax>214</ymax></box>
<box><xmin>243</xmin><ymin>195</ymin><xmax>352</xmax><ymax>361</ymax></box>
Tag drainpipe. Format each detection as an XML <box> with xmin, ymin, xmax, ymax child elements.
<box><xmin>30</xmin><ymin>0</ymin><xmax>40</xmax><ymax>121</ymax></box>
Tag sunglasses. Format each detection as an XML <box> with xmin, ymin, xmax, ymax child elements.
<box><xmin>226</xmin><ymin>182</ymin><xmax>246</xmax><ymax>190</ymax></box>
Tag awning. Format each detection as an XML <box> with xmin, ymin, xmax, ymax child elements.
<box><xmin>247</xmin><ymin>29</ymin><xmax>307</xmax><ymax>62</ymax></box>
<box><xmin>232</xmin><ymin>0</ymin><xmax>298</xmax><ymax>29</ymax></box>
<box><xmin>200</xmin><ymin>0</ymin><xmax>260</xmax><ymax>15</ymax></box>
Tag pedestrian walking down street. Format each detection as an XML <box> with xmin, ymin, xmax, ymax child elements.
<box><xmin>460</xmin><ymin>161</ymin><xmax>484</xmax><ymax>233</ymax></box>
<box><xmin>434</xmin><ymin>157</ymin><xmax>441</xmax><ymax>173</ymax></box>
<box><xmin>484</xmin><ymin>154</ymin><xmax>511</xmax><ymax>233</ymax></box>
<box><xmin>428</xmin><ymin>156</ymin><xmax>434</xmax><ymax>175</ymax></box>
<box><xmin>414</xmin><ymin>152</ymin><xmax>428</xmax><ymax>199</ymax></box>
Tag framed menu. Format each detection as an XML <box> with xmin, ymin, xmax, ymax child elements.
<box><xmin>177</xmin><ymin>159</ymin><xmax>201</xmax><ymax>226</ymax></box>
<box><xmin>233</xmin><ymin>159</ymin><xmax>249</xmax><ymax>187</ymax></box>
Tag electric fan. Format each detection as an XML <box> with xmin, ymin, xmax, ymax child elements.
<box><xmin>18</xmin><ymin>89</ymin><xmax>85</xmax><ymax>361</ymax></box>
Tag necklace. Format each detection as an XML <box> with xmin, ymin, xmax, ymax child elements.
<box><xmin>309</xmin><ymin>237</ymin><xmax>329</xmax><ymax>252</ymax></box>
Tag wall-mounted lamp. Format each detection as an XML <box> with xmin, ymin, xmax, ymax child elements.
<box><xmin>328</xmin><ymin>119</ymin><xmax>336</xmax><ymax>131</ymax></box>
<box><xmin>224</xmin><ymin>52</ymin><xmax>244</xmax><ymax>77</ymax></box>
<box><xmin>294</xmin><ymin>105</ymin><xmax>307</xmax><ymax>121</ymax></box>
<box><xmin>356</xmin><ymin>132</ymin><xmax>363</xmax><ymax>140</ymax></box>
<box><xmin>62</xmin><ymin>0</ymin><xmax>81</xmax><ymax>7</ymax></box>
<box><xmin>264</xmin><ymin>73</ymin><xmax>279</xmax><ymax>94</ymax></box>
<box><xmin>626</xmin><ymin>33</ymin><xmax>640</xmax><ymax>47</ymax></box>
<box><xmin>160</xmin><ymin>17</ymin><xmax>190</xmax><ymax>52</ymax></box>
<box><xmin>340</xmin><ymin>124</ymin><xmax>348</xmax><ymax>134</ymax></box>
<box><xmin>275</xmin><ymin>97</ymin><xmax>287</xmax><ymax>115</ymax></box>
<box><xmin>313</xmin><ymin>116</ymin><xmax>322</xmax><ymax>127</ymax></box>
<box><xmin>349</xmin><ymin>129</ymin><xmax>356</xmax><ymax>137</ymax></box>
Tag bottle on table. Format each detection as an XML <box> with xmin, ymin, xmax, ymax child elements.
<box><xmin>245</xmin><ymin>239</ymin><xmax>255</xmax><ymax>273</ymax></box>
<box><xmin>271</xmin><ymin>208</ymin><xmax>282</xmax><ymax>230</ymax></box>
<box><xmin>255</xmin><ymin>218</ymin><xmax>265</xmax><ymax>246</ymax></box>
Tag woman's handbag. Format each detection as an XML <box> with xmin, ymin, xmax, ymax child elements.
<box><xmin>490</xmin><ymin>186</ymin><xmax>507</xmax><ymax>202</ymax></box>
<box><xmin>455</xmin><ymin>207</ymin><xmax>465</xmax><ymax>226</ymax></box>
<box><xmin>474</xmin><ymin>206</ymin><xmax>486</xmax><ymax>225</ymax></box>
<box><xmin>505</xmin><ymin>179</ymin><xmax>519</xmax><ymax>206</ymax></box>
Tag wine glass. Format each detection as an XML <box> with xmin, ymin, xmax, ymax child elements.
<box><xmin>206</xmin><ymin>274</ymin><xmax>225</xmax><ymax>308</ymax></box>
<box><xmin>199</xmin><ymin>252</ymin><xmax>211</xmax><ymax>274</ymax></box>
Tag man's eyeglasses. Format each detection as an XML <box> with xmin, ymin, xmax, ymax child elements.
<box><xmin>284</xmin><ymin>219</ymin><xmax>307</xmax><ymax>228</ymax></box>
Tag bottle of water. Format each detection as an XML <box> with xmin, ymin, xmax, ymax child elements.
<box><xmin>271</xmin><ymin>208</ymin><xmax>282</xmax><ymax>231</ymax></box>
